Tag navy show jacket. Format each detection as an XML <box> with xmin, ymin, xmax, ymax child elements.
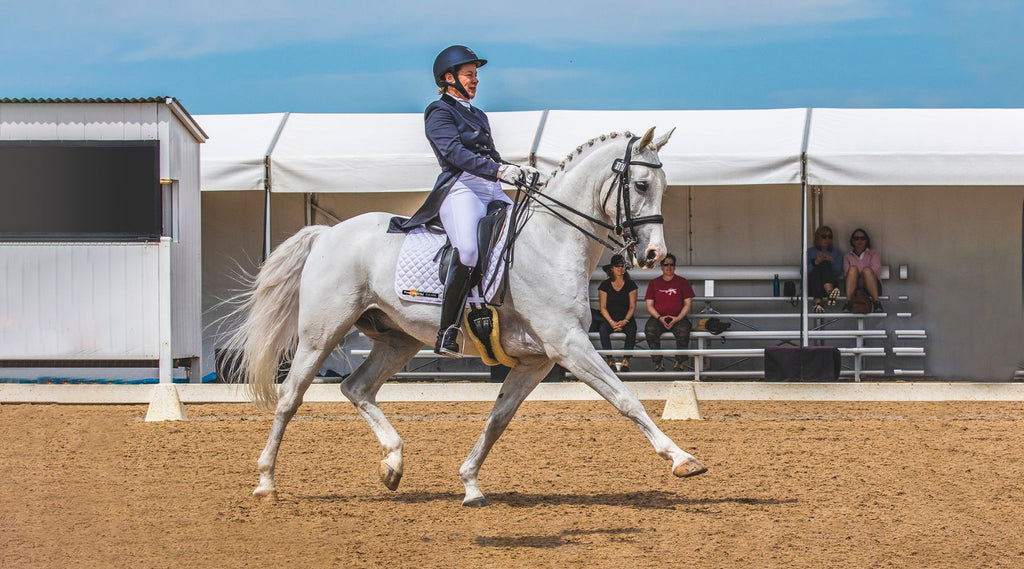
<box><xmin>390</xmin><ymin>94</ymin><xmax>505</xmax><ymax>232</ymax></box>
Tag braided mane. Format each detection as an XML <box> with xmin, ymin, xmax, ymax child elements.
<box><xmin>545</xmin><ymin>131</ymin><xmax>634</xmax><ymax>182</ymax></box>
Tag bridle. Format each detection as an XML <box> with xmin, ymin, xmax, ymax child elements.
<box><xmin>507</xmin><ymin>135</ymin><xmax>664</xmax><ymax>267</ymax></box>
<box><xmin>611</xmin><ymin>136</ymin><xmax>666</xmax><ymax>261</ymax></box>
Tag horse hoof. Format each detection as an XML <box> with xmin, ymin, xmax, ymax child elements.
<box><xmin>379</xmin><ymin>460</ymin><xmax>403</xmax><ymax>491</ymax></box>
<box><xmin>462</xmin><ymin>496</ymin><xmax>490</xmax><ymax>508</ymax></box>
<box><xmin>253</xmin><ymin>487</ymin><xmax>278</xmax><ymax>502</ymax></box>
<box><xmin>673</xmin><ymin>458</ymin><xmax>708</xmax><ymax>478</ymax></box>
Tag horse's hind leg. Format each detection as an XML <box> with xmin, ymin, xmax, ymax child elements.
<box><xmin>253</xmin><ymin>339</ymin><xmax>335</xmax><ymax>501</ymax></box>
<box><xmin>459</xmin><ymin>356</ymin><xmax>553</xmax><ymax>507</ymax></box>
<box><xmin>341</xmin><ymin>323</ymin><xmax>424</xmax><ymax>491</ymax></box>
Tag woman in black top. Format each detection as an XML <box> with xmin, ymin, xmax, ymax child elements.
<box><xmin>597</xmin><ymin>254</ymin><xmax>638</xmax><ymax>372</ymax></box>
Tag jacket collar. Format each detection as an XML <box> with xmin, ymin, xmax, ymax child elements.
<box><xmin>440</xmin><ymin>94</ymin><xmax>488</xmax><ymax>129</ymax></box>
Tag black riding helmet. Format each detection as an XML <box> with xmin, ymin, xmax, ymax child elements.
<box><xmin>433</xmin><ymin>45</ymin><xmax>487</xmax><ymax>100</ymax></box>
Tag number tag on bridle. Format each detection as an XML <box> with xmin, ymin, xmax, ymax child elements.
<box><xmin>611</xmin><ymin>158</ymin><xmax>628</xmax><ymax>175</ymax></box>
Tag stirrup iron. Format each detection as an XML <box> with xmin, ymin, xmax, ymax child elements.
<box><xmin>434</xmin><ymin>325</ymin><xmax>464</xmax><ymax>359</ymax></box>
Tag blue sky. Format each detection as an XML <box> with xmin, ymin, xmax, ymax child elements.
<box><xmin>2</xmin><ymin>0</ymin><xmax>1021</xmax><ymax>115</ymax></box>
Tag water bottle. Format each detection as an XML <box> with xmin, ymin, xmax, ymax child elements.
<box><xmin>773</xmin><ymin>274</ymin><xmax>780</xmax><ymax>297</ymax></box>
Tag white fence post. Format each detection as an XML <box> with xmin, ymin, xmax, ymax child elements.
<box><xmin>158</xmin><ymin>237</ymin><xmax>173</xmax><ymax>384</ymax></box>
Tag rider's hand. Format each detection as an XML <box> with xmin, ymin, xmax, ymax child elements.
<box><xmin>520</xmin><ymin>165</ymin><xmax>541</xmax><ymax>182</ymax></box>
<box><xmin>497</xmin><ymin>164</ymin><xmax>526</xmax><ymax>185</ymax></box>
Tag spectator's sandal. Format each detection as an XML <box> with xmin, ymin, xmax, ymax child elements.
<box><xmin>827</xmin><ymin>287</ymin><xmax>841</xmax><ymax>306</ymax></box>
<box><xmin>813</xmin><ymin>303</ymin><xmax>826</xmax><ymax>313</ymax></box>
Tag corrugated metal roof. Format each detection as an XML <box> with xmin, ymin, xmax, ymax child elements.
<box><xmin>0</xmin><ymin>96</ymin><xmax>207</xmax><ymax>142</ymax></box>
<box><xmin>0</xmin><ymin>97</ymin><xmax>170</xmax><ymax>104</ymax></box>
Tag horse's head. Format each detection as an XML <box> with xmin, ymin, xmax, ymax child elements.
<box><xmin>611</xmin><ymin>126</ymin><xmax>674</xmax><ymax>269</ymax></box>
<box><xmin>539</xmin><ymin>126</ymin><xmax>674</xmax><ymax>270</ymax></box>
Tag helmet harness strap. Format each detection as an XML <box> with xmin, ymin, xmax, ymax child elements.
<box><xmin>445</xmin><ymin>74</ymin><xmax>472</xmax><ymax>100</ymax></box>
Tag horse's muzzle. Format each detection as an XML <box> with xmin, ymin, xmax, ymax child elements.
<box><xmin>636</xmin><ymin>249</ymin><xmax>659</xmax><ymax>269</ymax></box>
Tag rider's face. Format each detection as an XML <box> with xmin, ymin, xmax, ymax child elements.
<box><xmin>446</xmin><ymin>64</ymin><xmax>479</xmax><ymax>99</ymax></box>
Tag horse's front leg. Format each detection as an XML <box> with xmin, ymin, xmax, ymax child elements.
<box><xmin>460</xmin><ymin>357</ymin><xmax>553</xmax><ymax>507</ymax></box>
<box><xmin>554</xmin><ymin>329</ymin><xmax>706</xmax><ymax>478</ymax></box>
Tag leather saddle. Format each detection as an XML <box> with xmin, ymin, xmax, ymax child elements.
<box><xmin>437</xmin><ymin>200</ymin><xmax>509</xmax><ymax>288</ymax></box>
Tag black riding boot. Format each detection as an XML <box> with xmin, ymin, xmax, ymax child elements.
<box><xmin>434</xmin><ymin>261</ymin><xmax>474</xmax><ymax>358</ymax></box>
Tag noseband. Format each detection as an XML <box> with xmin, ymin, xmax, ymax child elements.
<box><xmin>508</xmin><ymin>136</ymin><xmax>664</xmax><ymax>266</ymax></box>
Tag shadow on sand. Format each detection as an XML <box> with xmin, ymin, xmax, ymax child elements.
<box><xmin>298</xmin><ymin>489</ymin><xmax>795</xmax><ymax>510</ymax></box>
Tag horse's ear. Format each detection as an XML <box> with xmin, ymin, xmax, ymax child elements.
<box><xmin>638</xmin><ymin>126</ymin><xmax>655</xmax><ymax>150</ymax></box>
<box><xmin>653</xmin><ymin>127</ymin><xmax>675</xmax><ymax>151</ymax></box>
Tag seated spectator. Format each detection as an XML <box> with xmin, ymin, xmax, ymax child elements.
<box><xmin>843</xmin><ymin>228</ymin><xmax>884</xmax><ymax>313</ymax></box>
<box><xmin>806</xmin><ymin>225</ymin><xmax>843</xmax><ymax>313</ymax></box>
<box><xmin>644</xmin><ymin>253</ymin><xmax>695</xmax><ymax>371</ymax></box>
<box><xmin>597</xmin><ymin>254</ymin><xmax>638</xmax><ymax>372</ymax></box>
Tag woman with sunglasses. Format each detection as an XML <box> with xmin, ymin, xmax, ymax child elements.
<box><xmin>843</xmin><ymin>228</ymin><xmax>883</xmax><ymax>312</ymax></box>
<box><xmin>597</xmin><ymin>254</ymin><xmax>638</xmax><ymax>372</ymax></box>
<box><xmin>806</xmin><ymin>225</ymin><xmax>844</xmax><ymax>312</ymax></box>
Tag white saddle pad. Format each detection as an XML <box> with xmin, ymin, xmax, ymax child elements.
<box><xmin>394</xmin><ymin>214</ymin><xmax>512</xmax><ymax>305</ymax></box>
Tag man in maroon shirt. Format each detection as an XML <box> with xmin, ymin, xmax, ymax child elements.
<box><xmin>644</xmin><ymin>253</ymin><xmax>695</xmax><ymax>371</ymax></box>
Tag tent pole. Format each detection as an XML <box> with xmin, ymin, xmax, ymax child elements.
<box><xmin>800</xmin><ymin>108</ymin><xmax>813</xmax><ymax>347</ymax></box>
<box><xmin>263</xmin><ymin>156</ymin><xmax>271</xmax><ymax>261</ymax></box>
<box><xmin>262</xmin><ymin>112</ymin><xmax>291</xmax><ymax>261</ymax></box>
<box><xmin>801</xmin><ymin>161</ymin><xmax>809</xmax><ymax>348</ymax></box>
<box><xmin>814</xmin><ymin>186</ymin><xmax>823</xmax><ymax>230</ymax></box>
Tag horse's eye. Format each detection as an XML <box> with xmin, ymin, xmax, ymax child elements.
<box><xmin>635</xmin><ymin>180</ymin><xmax>649</xmax><ymax>193</ymax></box>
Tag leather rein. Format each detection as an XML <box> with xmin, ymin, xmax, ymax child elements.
<box><xmin>509</xmin><ymin>135</ymin><xmax>664</xmax><ymax>265</ymax></box>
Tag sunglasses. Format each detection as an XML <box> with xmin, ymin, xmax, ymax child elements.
<box><xmin>820</xmin><ymin>234</ymin><xmax>833</xmax><ymax>239</ymax></box>
<box><xmin>611</xmin><ymin>263</ymin><xmax>625</xmax><ymax>268</ymax></box>
<box><xmin>852</xmin><ymin>235</ymin><xmax>867</xmax><ymax>241</ymax></box>
<box><xmin>660</xmin><ymin>262</ymin><xmax>676</xmax><ymax>267</ymax></box>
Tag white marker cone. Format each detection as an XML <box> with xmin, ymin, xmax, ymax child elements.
<box><xmin>661</xmin><ymin>381</ymin><xmax>703</xmax><ymax>420</ymax></box>
<box><xmin>145</xmin><ymin>383</ymin><xmax>189</xmax><ymax>422</ymax></box>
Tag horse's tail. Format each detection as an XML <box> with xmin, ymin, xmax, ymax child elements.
<box><xmin>222</xmin><ymin>225</ymin><xmax>329</xmax><ymax>408</ymax></box>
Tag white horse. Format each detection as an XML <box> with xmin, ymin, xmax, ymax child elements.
<box><xmin>226</xmin><ymin>126</ymin><xmax>706</xmax><ymax>507</ymax></box>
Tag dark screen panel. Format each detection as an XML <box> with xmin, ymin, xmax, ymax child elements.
<box><xmin>0</xmin><ymin>140</ymin><xmax>160</xmax><ymax>241</ymax></box>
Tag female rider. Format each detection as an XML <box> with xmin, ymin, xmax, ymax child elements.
<box><xmin>393</xmin><ymin>45</ymin><xmax>539</xmax><ymax>357</ymax></box>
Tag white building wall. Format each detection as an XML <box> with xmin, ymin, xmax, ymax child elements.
<box><xmin>0</xmin><ymin>100</ymin><xmax>203</xmax><ymax>374</ymax></box>
<box><xmin>0</xmin><ymin>242</ymin><xmax>161</xmax><ymax>358</ymax></box>
<box><xmin>160</xmin><ymin>105</ymin><xmax>203</xmax><ymax>360</ymax></box>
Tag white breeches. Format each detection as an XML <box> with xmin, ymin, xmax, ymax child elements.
<box><xmin>439</xmin><ymin>190</ymin><xmax>487</xmax><ymax>267</ymax></box>
<box><xmin>439</xmin><ymin>175</ymin><xmax>511</xmax><ymax>268</ymax></box>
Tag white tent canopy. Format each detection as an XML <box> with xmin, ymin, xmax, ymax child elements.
<box><xmin>198</xmin><ymin>111</ymin><xmax>545</xmax><ymax>194</ymax></box>
<box><xmin>534</xmin><ymin>109</ymin><xmax>808</xmax><ymax>186</ymax></box>
<box><xmin>198</xmin><ymin>108</ymin><xmax>1024</xmax><ymax>191</ymax></box>
<box><xmin>806</xmin><ymin>108</ymin><xmax>1024</xmax><ymax>186</ymax></box>
<box><xmin>198</xmin><ymin>113</ymin><xmax>287</xmax><ymax>192</ymax></box>
<box><xmin>270</xmin><ymin>111</ymin><xmax>544</xmax><ymax>193</ymax></box>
